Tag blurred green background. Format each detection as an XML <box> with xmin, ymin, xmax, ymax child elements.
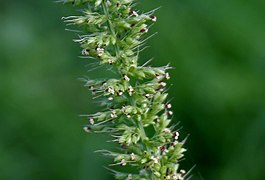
<box><xmin>0</xmin><ymin>0</ymin><xmax>264</xmax><ymax>179</ymax></box>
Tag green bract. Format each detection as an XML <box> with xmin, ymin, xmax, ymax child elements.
<box><xmin>60</xmin><ymin>0</ymin><xmax>187</xmax><ymax>179</ymax></box>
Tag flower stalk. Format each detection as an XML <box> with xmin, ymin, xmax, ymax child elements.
<box><xmin>60</xmin><ymin>0</ymin><xmax>187</xmax><ymax>179</ymax></box>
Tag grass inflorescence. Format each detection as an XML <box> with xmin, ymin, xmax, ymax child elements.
<box><xmin>60</xmin><ymin>0</ymin><xmax>188</xmax><ymax>179</ymax></box>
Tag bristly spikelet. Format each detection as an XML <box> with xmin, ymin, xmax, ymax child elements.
<box><xmin>60</xmin><ymin>0</ymin><xmax>188</xmax><ymax>179</ymax></box>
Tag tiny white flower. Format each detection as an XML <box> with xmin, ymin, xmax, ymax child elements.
<box><xmin>82</xmin><ymin>49</ymin><xmax>89</xmax><ymax>56</ymax></box>
<box><xmin>140</xmin><ymin>28</ymin><xmax>148</xmax><ymax>33</ymax></box>
<box><xmin>150</xmin><ymin>15</ymin><xmax>157</xmax><ymax>22</ymax></box>
<box><xmin>172</xmin><ymin>175</ymin><xmax>178</xmax><ymax>180</ymax></box>
<box><xmin>83</xmin><ymin>127</ymin><xmax>91</xmax><ymax>133</ymax></box>
<box><xmin>130</xmin><ymin>153</ymin><xmax>136</xmax><ymax>161</ymax></box>
<box><xmin>121</xmin><ymin>105</ymin><xmax>126</xmax><ymax>111</ymax></box>
<box><xmin>96</xmin><ymin>47</ymin><xmax>104</xmax><ymax>56</ymax></box>
<box><xmin>160</xmin><ymin>82</ymin><xmax>166</xmax><ymax>87</ymax></box>
<box><xmin>168</xmin><ymin>111</ymin><xmax>173</xmax><ymax>116</ymax></box>
<box><xmin>165</xmin><ymin>104</ymin><xmax>172</xmax><ymax>109</ymax></box>
<box><xmin>89</xmin><ymin>118</ymin><xmax>94</xmax><ymax>125</ymax></box>
<box><xmin>128</xmin><ymin>86</ymin><xmax>134</xmax><ymax>96</ymax></box>
<box><xmin>111</xmin><ymin>111</ymin><xmax>117</xmax><ymax>118</ymax></box>
<box><xmin>126</xmin><ymin>174</ymin><xmax>132</xmax><ymax>180</ymax></box>
<box><xmin>165</xmin><ymin>72</ymin><xmax>170</xmax><ymax>79</ymax></box>
<box><xmin>130</xmin><ymin>11</ymin><xmax>138</xmax><ymax>17</ymax></box>
<box><xmin>163</xmin><ymin>128</ymin><xmax>171</xmax><ymax>133</ymax></box>
<box><xmin>108</xmin><ymin>58</ymin><xmax>114</xmax><ymax>64</ymax></box>
<box><xmin>145</xmin><ymin>94</ymin><xmax>150</xmax><ymax>98</ymax></box>
<box><xmin>121</xmin><ymin>159</ymin><xmax>127</xmax><ymax>166</ymax></box>
<box><xmin>166</xmin><ymin>175</ymin><xmax>171</xmax><ymax>180</ymax></box>
<box><xmin>155</xmin><ymin>118</ymin><xmax>160</xmax><ymax>123</ymax></box>
<box><xmin>96</xmin><ymin>47</ymin><xmax>104</xmax><ymax>51</ymax></box>
<box><xmin>174</xmin><ymin>132</ymin><xmax>180</xmax><ymax>140</ymax></box>
<box><xmin>124</xmin><ymin>75</ymin><xmax>130</xmax><ymax>81</ymax></box>
<box><xmin>150</xmin><ymin>156</ymin><xmax>159</xmax><ymax>164</ymax></box>
<box><xmin>173</xmin><ymin>141</ymin><xmax>179</xmax><ymax>146</ymax></box>
<box><xmin>156</xmin><ymin>75</ymin><xmax>164</xmax><ymax>80</ymax></box>
<box><xmin>142</xmin><ymin>103</ymin><xmax>147</xmax><ymax>108</ymax></box>
<box><xmin>128</xmin><ymin>86</ymin><xmax>134</xmax><ymax>91</ymax></box>
<box><xmin>180</xmin><ymin>169</ymin><xmax>186</xmax><ymax>174</ymax></box>
<box><xmin>177</xmin><ymin>174</ymin><xmax>184</xmax><ymax>180</ymax></box>
<box><xmin>107</xmin><ymin>87</ymin><xmax>115</xmax><ymax>94</ymax></box>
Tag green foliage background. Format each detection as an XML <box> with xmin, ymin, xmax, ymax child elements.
<box><xmin>0</xmin><ymin>0</ymin><xmax>264</xmax><ymax>179</ymax></box>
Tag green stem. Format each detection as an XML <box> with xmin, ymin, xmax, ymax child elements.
<box><xmin>102</xmin><ymin>1</ymin><xmax>120</xmax><ymax>56</ymax></box>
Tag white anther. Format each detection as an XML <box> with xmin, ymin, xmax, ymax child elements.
<box><xmin>160</xmin><ymin>82</ymin><xmax>167</xmax><ymax>87</ymax></box>
<box><xmin>172</xmin><ymin>175</ymin><xmax>178</xmax><ymax>180</ymax></box>
<box><xmin>156</xmin><ymin>75</ymin><xmax>164</xmax><ymax>80</ymax></box>
<box><xmin>150</xmin><ymin>16</ymin><xmax>157</xmax><ymax>22</ymax></box>
<box><xmin>174</xmin><ymin>132</ymin><xmax>180</xmax><ymax>139</ymax></box>
<box><xmin>165</xmin><ymin>104</ymin><xmax>172</xmax><ymax>109</ymax></box>
<box><xmin>140</xmin><ymin>28</ymin><xmax>148</xmax><ymax>33</ymax></box>
<box><xmin>126</xmin><ymin>174</ymin><xmax>132</xmax><ymax>180</ymax></box>
<box><xmin>121</xmin><ymin>159</ymin><xmax>127</xmax><ymax>166</ymax></box>
<box><xmin>128</xmin><ymin>86</ymin><xmax>134</xmax><ymax>92</ymax></box>
<box><xmin>173</xmin><ymin>141</ymin><xmax>179</xmax><ymax>146</ymax></box>
<box><xmin>163</xmin><ymin>128</ymin><xmax>171</xmax><ymax>133</ymax></box>
<box><xmin>110</xmin><ymin>111</ymin><xmax>117</xmax><ymax>118</ymax></box>
<box><xmin>89</xmin><ymin>118</ymin><xmax>94</xmax><ymax>125</ymax></box>
<box><xmin>124</xmin><ymin>75</ymin><xmax>130</xmax><ymax>81</ymax></box>
<box><xmin>96</xmin><ymin>47</ymin><xmax>104</xmax><ymax>56</ymax></box>
<box><xmin>180</xmin><ymin>170</ymin><xmax>186</xmax><ymax>174</ymax></box>
<box><xmin>142</xmin><ymin>103</ymin><xmax>147</xmax><ymax>108</ymax></box>
<box><xmin>107</xmin><ymin>87</ymin><xmax>115</xmax><ymax>95</ymax></box>
<box><xmin>130</xmin><ymin>11</ymin><xmax>138</xmax><ymax>16</ymax></box>
<box><xmin>128</xmin><ymin>86</ymin><xmax>134</xmax><ymax>96</ymax></box>
<box><xmin>83</xmin><ymin>127</ymin><xmax>91</xmax><ymax>133</ymax></box>
<box><xmin>108</xmin><ymin>58</ymin><xmax>114</xmax><ymax>64</ymax></box>
<box><xmin>150</xmin><ymin>156</ymin><xmax>159</xmax><ymax>164</ymax></box>
<box><xmin>166</xmin><ymin>175</ymin><xmax>171</xmax><ymax>180</ymax></box>
<box><xmin>168</xmin><ymin>111</ymin><xmax>173</xmax><ymax>116</ymax></box>
<box><xmin>165</xmin><ymin>72</ymin><xmax>170</xmax><ymax>79</ymax></box>
<box><xmin>130</xmin><ymin>153</ymin><xmax>136</xmax><ymax>161</ymax></box>
<box><xmin>82</xmin><ymin>49</ymin><xmax>89</xmax><ymax>56</ymax></box>
<box><xmin>145</xmin><ymin>94</ymin><xmax>150</xmax><ymax>98</ymax></box>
